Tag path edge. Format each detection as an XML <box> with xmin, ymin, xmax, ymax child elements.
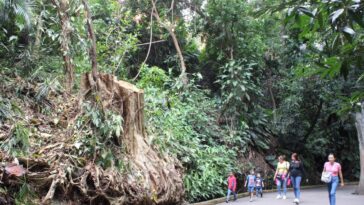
<box><xmin>191</xmin><ymin>181</ymin><xmax>359</xmax><ymax>205</ymax></box>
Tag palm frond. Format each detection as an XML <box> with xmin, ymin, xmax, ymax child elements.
<box><xmin>13</xmin><ymin>0</ymin><xmax>35</xmax><ymax>29</ymax></box>
<box><xmin>0</xmin><ymin>0</ymin><xmax>35</xmax><ymax>30</ymax></box>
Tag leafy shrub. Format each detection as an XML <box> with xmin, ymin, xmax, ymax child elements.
<box><xmin>14</xmin><ymin>183</ymin><xmax>36</xmax><ymax>205</ymax></box>
<box><xmin>74</xmin><ymin>103</ymin><xmax>124</xmax><ymax>169</ymax></box>
<box><xmin>1</xmin><ymin>123</ymin><xmax>30</xmax><ymax>157</ymax></box>
<box><xmin>184</xmin><ymin>146</ymin><xmax>236</xmax><ymax>202</ymax></box>
<box><xmin>141</xmin><ymin>71</ymin><xmax>239</xmax><ymax>202</ymax></box>
<box><xmin>0</xmin><ymin>96</ymin><xmax>15</xmax><ymax>122</ymax></box>
<box><xmin>137</xmin><ymin>64</ymin><xmax>170</xmax><ymax>89</ymax></box>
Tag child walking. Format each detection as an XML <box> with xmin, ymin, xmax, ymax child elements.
<box><xmin>255</xmin><ymin>173</ymin><xmax>264</xmax><ymax>198</ymax></box>
<box><xmin>245</xmin><ymin>170</ymin><xmax>256</xmax><ymax>202</ymax></box>
<box><xmin>226</xmin><ymin>172</ymin><xmax>237</xmax><ymax>203</ymax></box>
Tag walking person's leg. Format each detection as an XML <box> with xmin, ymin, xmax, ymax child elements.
<box><xmin>248</xmin><ymin>186</ymin><xmax>254</xmax><ymax>201</ymax></box>
<box><xmin>233</xmin><ymin>190</ymin><xmax>237</xmax><ymax>201</ymax></box>
<box><xmin>283</xmin><ymin>177</ymin><xmax>287</xmax><ymax>198</ymax></box>
<box><xmin>327</xmin><ymin>181</ymin><xmax>332</xmax><ymax>204</ymax></box>
<box><xmin>277</xmin><ymin>179</ymin><xmax>282</xmax><ymax>198</ymax></box>
<box><xmin>261</xmin><ymin>187</ymin><xmax>263</xmax><ymax>197</ymax></box>
<box><xmin>258</xmin><ymin>187</ymin><xmax>262</xmax><ymax>197</ymax></box>
<box><xmin>330</xmin><ymin>177</ymin><xmax>339</xmax><ymax>205</ymax></box>
<box><xmin>226</xmin><ymin>189</ymin><xmax>231</xmax><ymax>202</ymax></box>
<box><xmin>296</xmin><ymin>176</ymin><xmax>302</xmax><ymax>200</ymax></box>
<box><xmin>291</xmin><ymin>176</ymin><xmax>297</xmax><ymax>199</ymax></box>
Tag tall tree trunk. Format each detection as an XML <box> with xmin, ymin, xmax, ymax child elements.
<box><xmin>52</xmin><ymin>0</ymin><xmax>74</xmax><ymax>93</ymax></box>
<box><xmin>355</xmin><ymin>103</ymin><xmax>364</xmax><ymax>195</ymax></box>
<box><xmin>264</xmin><ymin>51</ymin><xmax>277</xmax><ymax>122</ymax></box>
<box><xmin>82</xmin><ymin>0</ymin><xmax>98</xmax><ymax>80</ymax></box>
<box><xmin>151</xmin><ymin>0</ymin><xmax>188</xmax><ymax>86</ymax></box>
<box><xmin>32</xmin><ymin>13</ymin><xmax>43</xmax><ymax>59</ymax></box>
<box><xmin>267</xmin><ymin>68</ymin><xmax>276</xmax><ymax>122</ymax></box>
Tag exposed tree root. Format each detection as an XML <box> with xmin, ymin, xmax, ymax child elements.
<box><xmin>81</xmin><ymin>72</ymin><xmax>184</xmax><ymax>204</ymax></box>
<box><xmin>0</xmin><ymin>73</ymin><xmax>184</xmax><ymax>204</ymax></box>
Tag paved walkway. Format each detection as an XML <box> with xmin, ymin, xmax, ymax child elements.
<box><xmin>217</xmin><ymin>185</ymin><xmax>364</xmax><ymax>205</ymax></box>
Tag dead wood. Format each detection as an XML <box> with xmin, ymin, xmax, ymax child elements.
<box><xmin>0</xmin><ymin>73</ymin><xmax>184</xmax><ymax>204</ymax></box>
<box><xmin>81</xmin><ymin>72</ymin><xmax>184</xmax><ymax>204</ymax></box>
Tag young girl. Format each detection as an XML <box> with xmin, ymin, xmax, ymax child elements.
<box><xmin>274</xmin><ymin>155</ymin><xmax>289</xmax><ymax>199</ymax></box>
<box><xmin>323</xmin><ymin>153</ymin><xmax>344</xmax><ymax>205</ymax></box>
<box><xmin>255</xmin><ymin>173</ymin><xmax>264</xmax><ymax>198</ymax></box>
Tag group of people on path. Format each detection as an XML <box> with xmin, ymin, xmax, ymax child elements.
<box><xmin>226</xmin><ymin>171</ymin><xmax>265</xmax><ymax>203</ymax></box>
<box><xmin>226</xmin><ymin>153</ymin><xmax>344</xmax><ymax>205</ymax></box>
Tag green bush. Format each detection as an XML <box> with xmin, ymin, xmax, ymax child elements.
<box><xmin>141</xmin><ymin>72</ymin><xmax>239</xmax><ymax>202</ymax></box>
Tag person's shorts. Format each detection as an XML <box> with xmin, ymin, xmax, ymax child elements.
<box><xmin>248</xmin><ymin>186</ymin><xmax>255</xmax><ymax>192</ymax></box>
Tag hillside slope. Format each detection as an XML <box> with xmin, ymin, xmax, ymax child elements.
<box><xmin>0</xmin><ymin>73</ymin><xmax>184</xmax><ymax>204</ymax></box>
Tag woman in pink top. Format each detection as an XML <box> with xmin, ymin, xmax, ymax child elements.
<box><xmin>323</xmin><ymin>153</ymin><xmax>345</xmax><ymax>205</ymax></box>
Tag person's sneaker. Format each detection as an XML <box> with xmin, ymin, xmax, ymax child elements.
<box><xmin>276</xmin><ymin>195</ymin><xmax>282</xmax><ymax>199</ymax></box>
<box><xmin>283</xmin><ymin>195</ymin><xmax>287</xmax><ymax>200</ymax></box>
<box><xmin>249</xmin><ymin>198</ymin><xmax>253</xmax><ymax>202</ymax></box>
<box><xmin>293</xmin><ymin>198</ymin><xmax>300</xmax><ymax>203</ymax></box>
<box><xmin>225</xmin><ymin>200</ymin><xmax>228</xmax><ymax>203</ymax></box>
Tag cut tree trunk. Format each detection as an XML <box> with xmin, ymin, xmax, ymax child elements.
<box><xmin>355</xmin><ymin>103</ymin><xmax>364</xmax><ymax>195</ymax></box>
<box><xmin>81</xmin><ymin>72</ymin><xmax>185</xmax><ymax>204</ymax></box>
<box><xmin>52</xmin><ymin>0</ymin><xmax>74</xmax><ymax>93</ymax></box>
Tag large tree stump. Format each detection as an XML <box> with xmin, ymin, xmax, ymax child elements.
<box><xmin>81</xmin><ymin>73</ymin><xmax>184</xmax><ymax>204</ymax></box>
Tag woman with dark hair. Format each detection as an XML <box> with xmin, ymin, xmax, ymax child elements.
<box><xmin>274</xmin><ymin>155</ymin><xmax>289</xmax><ymax>199</ymax></box>
<box><xmin>288</xmin><ymin>153</ymin><xmax>305</xmax><ymax>204</ymax></box>
<box><xmin>323</xmin><ymin>153</ymin><xmax>344</xmax><ymax>205</ymax></box>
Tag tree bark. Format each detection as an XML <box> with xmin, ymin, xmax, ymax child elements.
<box><xmin>82</xmin><ymin>0</ymin><xmax>98</xmax><ymax>80</ymax></box>
<box><xmin>81</xmin><ymin>73</ymin><xmax>185</xmax><ymax>204</ymax></box>
<box><xmin>267</xmin><ymin>68</ymin><xmax>276</xmax><ymax>122</ymax></box>
<box><xmin>151</xmin><ymin>0</ymin><xmax>188</xmax><ymax>86</ymax></box>
<box><xmin>355</xmin><ymin>103</ymin><xmax>364</xmax><ymax>195</ymax></box>
<box><xmin>32</xmin><ymin>13</ymin><xmax>43</xmax><ymax>59</ymax></box>
<box><xmin>51</xmin><ymin>0</ymin><xmax>74</xmax><ymax>93</ymax></box>
<box><xmin>303</xmin><ymin>100</ymin><xmax>323</xmax><ymax>142</ymax></box>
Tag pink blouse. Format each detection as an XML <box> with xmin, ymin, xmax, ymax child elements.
<box><xmin>324</xmin><ymin>162</ymin><xmax>341</xmax><ymax>177</ymax></box>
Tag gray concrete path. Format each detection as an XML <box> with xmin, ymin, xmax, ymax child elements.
<box><xmin>217</xmin><ymin>185</ymin><xmax>364</xmax><ymax>205</ymax></box>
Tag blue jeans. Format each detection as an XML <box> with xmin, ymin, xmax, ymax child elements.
<box><xmin>328</xmin><ymin>176</ymin><xmax>339</xmax><ymax>205</ymax></box>
<box><xmin>256</xmin><ymin>186</ymin><xmax>263</xmax><ymax>197</ymax></box>
<box><xmin>277</xmin><ymin>177</ymin><xmax>287</xmax><ymax>196</ymax></box>
<box><xmin>226</xmin><ymin>189</ymin><xmax>237</xmax><ymax>201</ymax></box>
<box><xmin>291</xmin><ymin>176</ymin><xmax>302</xmax><ymax>199</ymax></box>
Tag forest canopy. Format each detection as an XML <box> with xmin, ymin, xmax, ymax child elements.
<box><xmin>0</xmin><ymin>0</ymin><xmax>363</xmax><ymax>204</ymax></box>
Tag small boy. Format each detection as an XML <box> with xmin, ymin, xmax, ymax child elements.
<box><xmin>226</xmin><ymin>172</ymin><xmax>237</xmax><ymax>203</ymax></box>
<box><xmin>255</xmin><ymin>173</ymin><xmax>264</xmax><ymax>198</ymax></box>
<box><xmin>245</xmin><ymin>170</ymin><xmax>256</xmax><ymax>202</ymax></box>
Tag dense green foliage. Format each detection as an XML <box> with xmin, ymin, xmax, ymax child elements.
<box><xmin>1</xmin><ymin>0</ymin><xmax>363</xmax><ymax>203</ymax></box>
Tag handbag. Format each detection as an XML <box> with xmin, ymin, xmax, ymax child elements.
<box><xmin>321</xmin><ymin>171</ymin><xmax>332</xmax><ymax>183</ymax></box>
<box><xmin>287</xmin><ymin>178</ymin><xmax>291</xmax><ymax>186</ymax></box>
